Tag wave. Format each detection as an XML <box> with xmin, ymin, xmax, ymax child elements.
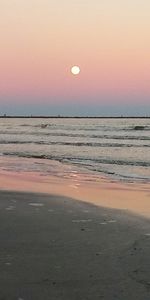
<box><xmin>132</xmin><ymin>125</ymin><xmax>150</xmax><ymax>131</ymax></box>
<box><xmin>121</xmin><ymin>126</ymin><xmax>150</xmax><ymax>131</ymax></box>
<box><xmin>17</xmin><ymin>123</ymin><xmax>150</xmax><ymax>131</ymax></box>
<box><xmin>20</xmin><ymin>123</ymin><xmax>54</xmax><ymax>127</ymax></box>
<box><xmin>67</xmin><ymin>157</ymin><xmax>150</xmax><ymax>168</ymax></box>
<box><xmin>0</xmin><ymin>130</ymin><xmax>150</xmax><ymax>141</ymax></box>
<box><xmin>0</xmin><ymin>140</ymin><xmax>149</xmax><ymax>148</ymax></box>
<box><xmin>2</xmin><ymin>152</ymin><xmax>150</xmax><ymax>168</ymax></box>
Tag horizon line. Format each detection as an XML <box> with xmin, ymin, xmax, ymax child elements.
<box><xmin>0</xmin><ymin>115</ymin><xmax>149</xmax><ymax>119</ymax></box>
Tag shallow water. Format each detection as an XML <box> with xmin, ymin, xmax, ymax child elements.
<box><xmin>0</xmin><ymin>118</ymin><xmax>149</xmax><ymax>182</ymax></box>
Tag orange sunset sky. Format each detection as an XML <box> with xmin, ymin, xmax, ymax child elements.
<box><xmin>0</xmin><ymin>0</ymin><xmax>150</xmax><ymax>115</ymax></box>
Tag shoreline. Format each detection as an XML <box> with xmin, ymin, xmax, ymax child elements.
<box><xmin>0</xmin><ymin>170</ymin><xmax>150</xmax><ymax>218</ymax></box>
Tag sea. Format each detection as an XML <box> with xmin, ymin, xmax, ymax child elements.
<box><xmin>0</xmin><ymin>117</ymin><xmax>150</xmax><ymax>183</ymax></box>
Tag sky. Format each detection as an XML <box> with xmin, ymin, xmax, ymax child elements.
<box><xmin>0</xmin><ymin>0</ymin><xmax>150</xmax><ymax>116</ymax></box>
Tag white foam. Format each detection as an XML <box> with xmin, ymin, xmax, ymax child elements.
<box><xmin>108</xmin><ymin>220</ymin><xmax>117</xmax><ymax>223</ymax></box>
<box><xmin>69</xmin><ymin>185</ymin><xmax>78</xmax><ymax>189</ymax></box>
<box><xmin>72</xmin><ymin>219</ymin><xmax>92</xmax><ymax>223</ymax></box>
<box><xmin>29</xmin><ymin>203</ymin><xmax>44</xmax><ymax>207</ymax></box>
<box><xmin>5</xmin><ymin>206</ymin><xmax>15</xmax><ymax>210</ymax></box>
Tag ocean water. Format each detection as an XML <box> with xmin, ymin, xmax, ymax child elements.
<box><xmin>0</xmin><ymin>117</ymin><xmax>150</xmax><ymax>182</ymax></box>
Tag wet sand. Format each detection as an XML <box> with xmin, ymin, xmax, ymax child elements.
<box><xmin>0</xmin><ymin>190</ymin><xmax>150</xmax><ymax>300</ymax></box>
<box><xmin>0</xmin><ymin>171</ymin><xmax>150</xmax><ymax>217</ymax></box>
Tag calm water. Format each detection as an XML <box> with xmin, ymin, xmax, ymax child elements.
<box><xmin>0</xmin><ymin>118</ymin><xmax>150</xmax><ymax>182</ymax></box>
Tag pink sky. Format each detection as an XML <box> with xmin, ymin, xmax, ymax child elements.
<box><xmin>0</xmin><ymin>0</ymin><xmax>150</xmax><ymax>114</ymax></box>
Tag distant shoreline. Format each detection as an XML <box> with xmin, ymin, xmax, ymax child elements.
<box><xmin>0</xmin><ymin>115</ymin><xmax>150</xmax><ymax>119</ymax></box>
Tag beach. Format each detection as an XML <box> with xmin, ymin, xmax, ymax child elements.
<box><xmin>0</xmin><ymin>172</ymin><xmax>150</xmax><ymax>300</ymax></box>
<box><xmin>0</xmin><ymin>117</ymin><xmax>150</xmax><ymax>299</ymax></box>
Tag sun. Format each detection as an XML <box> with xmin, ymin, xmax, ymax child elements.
<box><xmin>71</xmin><ymin>66</ymin><xmax>80</xmax><ymax>75</ymax></box>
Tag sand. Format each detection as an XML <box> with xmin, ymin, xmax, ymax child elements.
<box><xmin>0</xmin><ymin>169</ymin><xmax>150</xmax><ymax>299</ymax></box>
<box><xmin>0</xmin><ymin>171</ymin><xmax>150</xmax><ymax>217</ymax></box>
<box><xmin>0</xmin><ymin>190</ymin><xmax>150</xmax><ymax>300</ymax></box>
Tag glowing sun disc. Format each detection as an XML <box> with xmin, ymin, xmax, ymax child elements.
<box><xmin>71</xmin><ymin>66</ymin><xmax>80</xmax><ymax>75</ymax></box>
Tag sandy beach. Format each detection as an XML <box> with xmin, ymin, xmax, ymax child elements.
<box><xmin>0</xmin><ymin>172</ymin><xmax>150</xmax><ymax>299</ymax></box>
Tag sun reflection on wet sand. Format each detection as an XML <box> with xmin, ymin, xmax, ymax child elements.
<box><xmin>0</xmin><ymin>169</ymin><xmax>149</xmax><ymax>218</ymax></box>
